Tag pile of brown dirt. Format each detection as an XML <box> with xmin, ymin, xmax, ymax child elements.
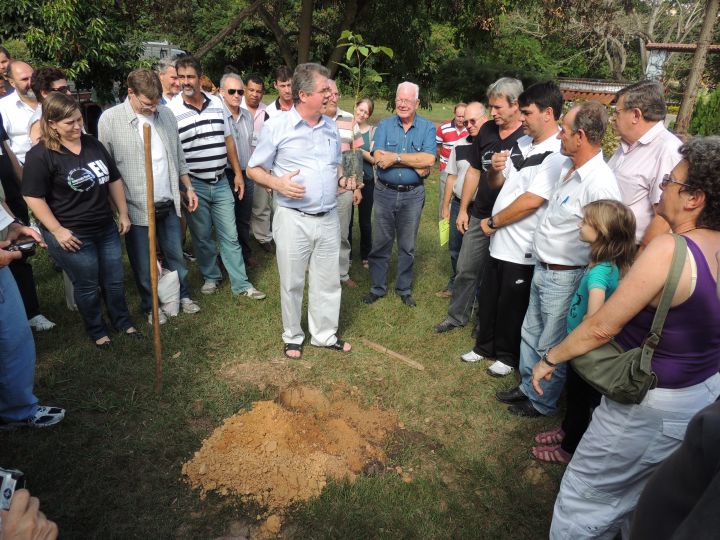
<box><xmin>182</xmin><ymin>385</ymin><xmax>398</xmax><ymax>515</ymax></box>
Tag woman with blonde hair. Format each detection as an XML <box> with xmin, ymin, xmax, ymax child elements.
<box><xmin>22</xmin><ymin>93</ymin><xmax>141</xmax><ymax>348</ymax></box>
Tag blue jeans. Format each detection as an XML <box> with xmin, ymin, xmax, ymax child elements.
<box><xmin>0</xmin><ymin>267</ymin><xmax>38</xmax><ymax>423</ymax></box>
<box><xmin>519</xmin><ymin>264</ymin><xmax>584</xmax><ymax>415</ymax></box>
<box><xmin>184</xmin><ymin>177</ymin><xmax>252</xmax><ymax>294</ymax></box>
<box><xmin>447</xmin><ymin>196</ymin><xmax>462</xmax><ymax>290</ymax></box>
<box><xmin>368</xmin><ymin>181</ymin><xmax>425</xmax><ymax>297</ymax></box>
<box><xmin>43</xmin><ymin>221</ymin><xmax>134</xmax><ymax>340</ymax></box>
<box><xmin>125</xmin><ymin>212</ymin><xmax>191</xmax><ymax>313</ymax></box>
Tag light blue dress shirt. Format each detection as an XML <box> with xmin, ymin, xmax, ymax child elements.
<box><xmin>373</xmin><ymin>113</ymin><xmax>436</xmax><ymax>185</ymax></box>
<box><xmin>248</xmin><ymin>107</ymin><xmax>341</xmax><ymax>214</ymax></box>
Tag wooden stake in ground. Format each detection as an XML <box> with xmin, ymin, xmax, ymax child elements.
<box><xmin>360</xmin><ymin>338</ymin><xmax>425</xmax><ymax>371</ymax></box>
<box><xmin>143</xmin><ymin>123</ymin><xmax>163</xmax><ymax>393</ymax></box>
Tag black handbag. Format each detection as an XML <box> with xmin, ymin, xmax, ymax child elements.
<box><xmin>154</xmin><ymin>200</ymin><xmax>174</xmax><ymax>221</ymax></box>
<box><xmin>570</xmin><ymin>234</ymin><xmax>687</xmax><ymax>405</ymax></box>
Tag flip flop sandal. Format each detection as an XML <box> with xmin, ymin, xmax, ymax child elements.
<box><xmin>531</xmin><ymin>444</ymin><xmax>572</xmax><ymax>464</ymax></box>
<box><xmin>284</xmin><ymin>343</ymin><xmax>303</xmax><ymax>359</ymax></box>
<box><xmin>534</xmin><ymin>427</ymin><xmax>565</xmax><ymax>445</ymax></box>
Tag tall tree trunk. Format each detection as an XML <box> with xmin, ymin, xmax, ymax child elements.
<box><xmin>297</xmin><ymin>0</ymin><xmax>313</xmax><ymax>64</ymax></box>
<box><xmin>325</xmin><ymin>0</ymin><xmax>363</xmax><ymax>78</ymax></box>
<box><xmin>676</xmin><ymin>0</ymin><xmax>719</xmax><ymax>136</ymax></box>
<box><xmin>194</xmin><ymin>0</ymin><xmax>263</xmax><ymax>59</ymax></box>
<box><xmin>258</xmin><ymin>4</ymin><xmax>297</xmax><ymax>69</ymax></box>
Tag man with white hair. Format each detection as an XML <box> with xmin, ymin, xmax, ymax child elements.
<box><xmin>362</xmin><ymin>82</ymin><xmax>436</xmax><ymax>307</ymax></box>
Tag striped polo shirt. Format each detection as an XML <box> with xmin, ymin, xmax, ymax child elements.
<box><xmin>168</xmin><ymin>91</ymin><xmax>230</xmax><ymax>182</ymax></box>
<box><xmin>435</xmin><ymin>120</ymin><xmax>467</xmax><ymax>171</ymax></box>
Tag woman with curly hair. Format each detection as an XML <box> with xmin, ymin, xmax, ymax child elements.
<box><xmin>531</xmin><ymin>136</ymin><xmax>720</xmax><ymax>539</ymax></box>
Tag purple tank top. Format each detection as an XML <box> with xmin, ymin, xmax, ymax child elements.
<box><xmin>615</xmin><ymin>237</ymin><xmax>720</xmax><ymax>389</ymax></box>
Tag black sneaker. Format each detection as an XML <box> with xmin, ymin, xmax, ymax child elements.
<box><xmin>400</xmin><ymin>294</ymin><xmax>417</xmax><ymax>307</ymax></box>
<box><xmin>495</xmin><ymin>386</ymin><xmax>528</xmax><ymax>404</ymax></box>
<box><xmin>362</xmin><ymin>292</ymin><xmax>381</xmax><ymax>305</ymax></box>
<box><xmin>433</xmin><ymin>318</ymin><xmax>459</xmax><ymax>333</ymax></box>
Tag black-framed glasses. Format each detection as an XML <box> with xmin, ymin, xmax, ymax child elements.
<box><xmin>226</xmin><ymin>88</ymin><xmax>244</xmax><ymax>96</ymax></box>
<box><xmin>661</xmin><ymin>173</ymin><xmax>697</xmax><ymax>192</ymax></box>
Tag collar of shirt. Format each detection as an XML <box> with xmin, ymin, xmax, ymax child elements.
<box><xmin>241</xmin><ymin>97</ymin><xmax>266</xmax><ymax>118</ymax></box>
<box><xmin>288</xmin><ymin>106</ymin><xmax>331</xmax><ymax>130</ymax></box>
<box><xmin>394</xmin><ymin>113</ymin><xmax>419</xmax><ymax>131</ymax></box>
<box><xmin>122</xmin><ymin>97</ymin><xmax>160</xmax><ymax>126</ymax></box>
<box><xmin>620</xmin><ymin>121</ymin><xmax>666</xmax><ymax>153</ymax></box>
<box><xmin>11</xmin><ymin>94</ymin><xmax>36</xmax><ymax>113</ymax></box>
<box><xmin>566</xmin><ymin>150</ymin><xmax>605</xmax><ymax>183</ymax></box>
<box><xmin>334</xmin><ymin>108</ymin><xmax>352</xmax><ymax>121</ymax></box>
<box><xmin>181</xmin><ymin>92</ymin><xmax>212</xmax><ymax>114</ymax></box>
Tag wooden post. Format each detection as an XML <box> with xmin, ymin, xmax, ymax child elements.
<box><xmin>143</xmin><ymin>123</ymin><xmax>163</xmax><ymax>394</ymax></box>
<box><xmin>675</xmin><ymin>0</ymin><xmax>720</xmax><ymax>136</ymax></box>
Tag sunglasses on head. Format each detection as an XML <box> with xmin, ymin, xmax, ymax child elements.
<box><xmin>52</xmin><ymin>86</ymin><xmax>71</xmax><ymax>94</ymax></box>
<box><xmin>226</xmin><ymin>88</ymin><xmax>244</xmax><ymax>96</ymax></box>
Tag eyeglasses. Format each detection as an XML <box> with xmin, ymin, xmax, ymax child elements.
<box><xmin>660</xmin><ymin>173</ymin><xmax>696</xmax><ymax>192</ymax></box>
<box><xmin>132</xmin><ymin>93</ymin><xmax>158</xmax><ymax>113</ymax></box>
<box><xmin>52</xmin><ymin>86</ymin><xmax>71</xmax><ymax>95</ymax></box>
<box><xmin>463</xmin><ymin>118</ymin><xmax>482</xmax><ymax>127</ymax></box>
<box><xmin>226</xmin><ymin>88</ymin><xmax>244</xmax><ymax>96</ymax></box>
<box><xmin>395</xmin><ymin>98</ymin><xmax>416</xmax><ymax>106</ymax></box>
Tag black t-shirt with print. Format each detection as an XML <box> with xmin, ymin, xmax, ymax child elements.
<box><xmin>22</xmin><ymin>134</ymin><xmax>121</xmax><ymax>235</ymax></box>
<box><xmin>467</xmin><ymin>120</ymin><xmax>525</xmax><ymax>219</ymax></box>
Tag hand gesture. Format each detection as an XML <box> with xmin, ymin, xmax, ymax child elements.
<box><xmin>456</xmin><ymin>209</ymin><xmax>469</xmax><ymax>235</ymax></box>
<box><xmin>276</xmin><ymin>170</ymin><xmax>305</xmax><ymax>199</ymax></box>
<box><xmin>491</xmin><ymin>150</ymin><xmax>510</xmax><ymax>172</ymax></box>
<box><xmin>0</xmin><ymin>240</ymin><xmax>22</xmax><ymax>267</ymax></box>
<box><xmin>52</xmin><ymin>227</ymin><xmax>82</xmax><ymax>252</ymax></box>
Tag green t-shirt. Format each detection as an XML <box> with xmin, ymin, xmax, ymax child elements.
<box><xmin>566</xmin><ymin>261</ymin><xmax>620</xmax><ymax>333</ymax></box>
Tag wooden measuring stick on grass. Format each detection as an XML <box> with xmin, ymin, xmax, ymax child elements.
<box><xmin>360</xmin><ymin>338</ymin><xmax>425</xmax><ymax>371</ymax></box>
<box><xmin>143</xmin><ymin>123</ymin><xmax>163</xmax><ymax>393</ymax></box>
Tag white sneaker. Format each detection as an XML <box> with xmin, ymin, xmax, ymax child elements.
<box><xmin>460</xmin><ymin>350</ymin><xmax>484</xmax><ymax>363</ymax></box>
<box><xmin>28</xmin><ymin>314</ymin><xmax>56</xmax><ymax>331</ymax></box>
<box><xmin>181</xmin><ymin>298</ymin><xmax>201</xmax><ymax>314</ymax></box>
<box><xmin>237</xmin><ymin>286</ymin><xmax>266</xmax><ymax>300</ymax></box>
<box><xmin>0</xmin><ymin>405</ymin><xmax>65</xmax><ymax>430</ymax></box>
<box><xmin>147</xmin><ymin>310</ymin><xmax>168</xmax><ymax>325</ymax></box>
<box><xmin>201</xmin><ymin>280</ymin><xmax>218</xmax><ymax>295</ymax></box>
<box><xmin>487</xmin><ymin>360</ymin><xmax>514</xmax><ymax>377</ymax></box>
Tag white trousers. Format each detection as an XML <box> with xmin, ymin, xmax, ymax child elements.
<box><xmin>336</xmin><ymin>190</ymin><xmax>353</xmax><ymax>281</ymax></box>
<box><xmin>550</xmin><ymin>372</ymin><xmax>720</xmax><ymax>540</ymax></box>
<box><xmin>273</xmin><ymin>206</ymin><xmax>341</xmax><ymax>346</ymax></box>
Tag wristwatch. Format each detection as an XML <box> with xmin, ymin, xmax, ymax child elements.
<box><xmin>541</xmin><ymin>350</ymin><xmax>557</xmax><ymax>367</ymax></box>
<box><xmin>395</xmin><ymin>153</ymin><xmax>401</xmax><ymax>163</ymax></box>
<box><xmin>487</xmin><ymin>216</ymin><xmax>498</xmax><ymax>229</ymax></box>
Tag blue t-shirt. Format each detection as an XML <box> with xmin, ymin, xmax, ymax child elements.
<box><xmin>566</xmin><ymin>261</ymin><xmax>620</xmax><ymax>333</ymax></box>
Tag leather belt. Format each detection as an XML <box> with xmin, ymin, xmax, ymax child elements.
<box><xmin>289</xmin><ymin>207</ymin><xmax>329</xmax><ymax>217</ymax></box>
<box><xmin>378</xmin><ymin>179</ymin><xmax>422</xmax><ymax>192</ymax></box>
<box><xmin>538</xmin><ymin>261</ymin><xmax>584</xmax><ymax>271</ymax></box>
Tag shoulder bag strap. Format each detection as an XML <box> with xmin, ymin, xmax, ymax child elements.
<box><xmin>639</xmin><ymin>234</ymin><xmax>688</xmax><ymax>374</ymax></box>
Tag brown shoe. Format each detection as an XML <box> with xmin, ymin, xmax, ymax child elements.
<box><xmin>342</xmin><ymin>277</ymin><xmax>358</xmax><ymax>289</ymax></box>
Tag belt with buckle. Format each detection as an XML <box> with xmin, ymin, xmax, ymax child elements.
<box><xmin>289</xmin><ymin>207</ymin><xmax>329</xmax><ymax>217</ymax></box>
<box><xmin>538</xmin><ymin>261</ymin><xmax>584</xmax><ymax>271</ymax></box>
<box><xmin>191</xmin><ymin>173</ymin><xmax>225</xmax><ymax>184</ymax></box>
<box><xmin>378</xmin><ymin>179</ymin><xmax>422</xmax><ymax>192</ymax></box>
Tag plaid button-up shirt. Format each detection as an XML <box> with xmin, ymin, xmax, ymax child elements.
<box><xmin>98</xmin><ymin>99</ymin><xmax>189</xmax><ymax>226</ymax></box>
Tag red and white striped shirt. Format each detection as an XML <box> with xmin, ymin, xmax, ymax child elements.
<box><xmin>436</xmin><ymin>120</ymin><xmax>468</xmax><ymax>171</ymax></box>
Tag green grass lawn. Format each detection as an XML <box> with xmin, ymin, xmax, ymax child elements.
<box><xmin>1</xmin><ymin>173</ymin><xmax>564</xmax><ymax>539</ymax></box>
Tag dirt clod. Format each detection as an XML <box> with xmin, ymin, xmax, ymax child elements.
<box><xmin>183</xmin><ymin>385</ymin><xmax>398</xmax><ymax>524</ymax></box>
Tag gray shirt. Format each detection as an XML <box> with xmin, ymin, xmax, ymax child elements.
<box><xmin>222</xmin><ymin>99</ymin><xmax>253</xmax><ymax>170</ymax></box>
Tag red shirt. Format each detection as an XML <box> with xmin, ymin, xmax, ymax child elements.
<box><xmin>436</xmin><ymin>120</ymin><xmax>468</xmax><ymax>170</ymax></box>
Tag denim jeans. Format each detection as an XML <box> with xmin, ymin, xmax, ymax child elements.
<box><xmin>0</xmin><ymin>266</ymin><xmax>38</xmax><ymax>423</ymax></box>
<box><xmin>43</xmin><ymin>221</ymin><xmax>134</xmax><ymax>340</ymax></box>
<box><xmin>226</xmin><ymin>169</ymin><xmax>255</xmax><ymax>261</ymax></box>
<box><xmin>368</xmin><ymin>181</ymin><xmax>425</xmax><ymax>297</ymax></box>
<box><xmin>519</xmin><ymin>264</ymin><xmax>584</xmax><ymax>415</ymax></box>
<box><xmin>447</xmin><ymin>196</ymin><xmax>462</xmax><ymax>290</ymax></box>
<box><xmin>125</xmin><ymin>212</ymin><xmax>191</xmax><ymax>313</ymax></box>
<box><xmin>184</xmin><ymin>177</ymin><xmax>252</xmax><ymax>294</ymax></box>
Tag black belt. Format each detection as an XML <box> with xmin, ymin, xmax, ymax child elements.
<box><xmin>378</xmin><ymin>179</ymin><xmax>422</xmax><ymax>192</ymax></box>
<box><xmin>538</xmin><ymin>261</ymin><xmax>584</xmax><ymax>271</ymax></box>
<box><xmin>452</xmin><ymin>195</ymin><xmax>462</xmax><ymax>203</ymax></box>
<box><xmin>289</xmin><ymin>207</ymin><xmax>330</xmax><ymax>217</ymax></box>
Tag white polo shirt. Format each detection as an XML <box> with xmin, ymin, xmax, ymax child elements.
<box><xmin>0</xmin><ymin>92</ymin><xmax>38</xmax><ymax>164</ymax></box>
<box><xmin>490</xmin><ymin>134</ymin><xmax>564</xmax><ymax>265</ymax></box>
<box><xmin>533</xmin><ymin>151</ymin><xmax>621</xmax><ymax>266</ymax></box>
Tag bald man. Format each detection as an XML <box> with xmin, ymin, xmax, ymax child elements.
<box><xmin>0</xmin><ymin>61</ymin><xmax>38</xmax><ymax>164</ymax></box>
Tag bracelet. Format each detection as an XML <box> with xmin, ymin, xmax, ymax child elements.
<box><xmin>541</xmin><ymin>350</ymin><xmax>557</xmax><ymax>367</ymax></box>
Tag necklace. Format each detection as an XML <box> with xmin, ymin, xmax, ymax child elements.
<box><xmin>674</xmin><ymin>225</ymin><xmax>703</xmax><ymax>235</ymax></box>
